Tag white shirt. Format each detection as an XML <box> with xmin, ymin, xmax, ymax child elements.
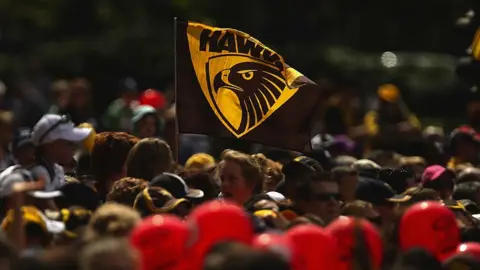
<box><xmin>30</xmin><ymin>164</ymin><xmax>65</xmax><ymax>191</ymax></box>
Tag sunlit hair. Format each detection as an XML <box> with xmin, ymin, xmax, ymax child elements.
<box><xmin>220</xmin><ymin>149</ymin><xmax>263</xmax><ymax>194</ymax></box>
<box><xmin>126</xmin><ymin>138</ymin><xmax>173</xmax><ymax>181</ymax></box>
<box><xmin>251</xmin><ymin>153</ymin><xmax>283</xmax><ymax>192</ymax></box>
<box><xmin>106</xmin><ymin>177</ymin><xmax>148</xmax><ymax>207</ymax></box>
<box><xmin>83</xmin><ymin>203</ymin><xmax>140</xmax><ymax>242</ymax></box>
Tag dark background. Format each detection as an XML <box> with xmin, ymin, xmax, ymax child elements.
<box><xmin>0</xmin><ymin>0</ymin><xmax>477</xmax><ymax>126</ymax></box>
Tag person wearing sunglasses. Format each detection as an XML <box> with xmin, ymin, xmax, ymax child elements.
<box><xmin>30</xmin><ymin>114</ymin><xmax>92</xmax><ymax>192</ymax></box>
<box><xmin>289</xmin><ymin>171</ymin><xmax>341</xmax><ymax>225</ymax></box>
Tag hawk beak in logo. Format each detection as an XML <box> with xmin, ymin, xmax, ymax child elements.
<box><xmin>214</xmin><ymin>69</ymin><xmax>243</xmax><ymax>93</ymax></box>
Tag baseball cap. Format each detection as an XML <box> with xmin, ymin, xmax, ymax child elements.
<box><xmin>150</xmin><ymin>173</ymin><xmax>204</xmax><ymax>199</ymax></box>
<box><xmin>282</xmin><ymin>156</ymin><xmax>324</xmax><ymax>176</ymax></box>
<box><xmin>133</xmin><ymin>187</ymin><xmax>190</xmax><ymax>217</ymax></box>
<box><xmin>0</xmin><ymin>170</ymin><xmax>62</xmax><ymax>199</ymax></box>
<box><xmin>1</xmin><ymin>206</ymin><xmax>65</xmax><ymax>235</ymax></box>
<box><xmin>10</xmin><ymin>128</ymin><xmax>34</xmax><ymax>152</ymax></box>
<box><xmin>32</xmin><ymin>114</ymin><xmax>92</xmax><ymax>146</ymax></box>
<box><xmin>354</xmin><ymin>178</ymin><xmax>395</xmax><ymax>205</ymax></box>
<box><xmin>388</xmin><ymin>187</ymin><xmax>440</xmax><ymax>204</ymax></box>
<box><xmin>421</xmin><ymin>165</ymin><xmax>455</xmax><ymax>185</ymax></box>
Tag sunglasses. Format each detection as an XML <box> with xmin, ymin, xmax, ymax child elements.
<box><xmin>313</xmin><ymin>193</ymin><xmax>341</xmax><ymax>202</ymax></box>
<box><xmin>39</xmin><ymin>115</ymin><xmax>71</xmax><ymax>143</ymax></box>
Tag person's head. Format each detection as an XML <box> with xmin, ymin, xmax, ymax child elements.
<box><xmin>69</xmin><ymin>78</ymin><xmax>91</xmax><ymax>109</ymax></box>
<box><xmin>118</xmin><ymin>77</ymin><xmax>138</xmax><ymax>102</ymax></box>
<box><xmin>126</xmin><ymin>138</ymin><xmax>173</xmax><ymax>182</ymax></box>
<box><xmin>218</xmin><ymin>149</ymin><xmax>263</xmax><ymax>205</ymax></box>
<box><xmin>90</xmin><ymin>132</ymin><xmax>139</xmax><ymax>195</ymax></box>
<box><xmin>449</xmin><ymin>126</ymin><xmax>480</xmax><ymax>162</ymax></box>
<box><xmin>341</xmin><ymin>200</ymin><xmax>382</xmax><ymax>226</ymax></box>
<box><xmin>83</xmin><ymin>203</ymin><xmax>141</xmax><ymax>242</ymax></box>
<box><xmin>332</xmin><ymin>166</ymin><xmax>358</xmax><ymax>202</ymax></box>
<box><xmin>282</xmin><ymin>156</ymin><xmax>324</xmax><ymax>199</ymax></box>
<box><xmin>453</xmin><ymin>181</ymin><xmax>480</xmax><ymax>207</ymax></box>
<box><xmin>11</xmin><ymin>127</ymin><xmax>35</xmax><ymax>166</ymax></box>
<box><xmin>0</xmin><ymin>111</ymin><xmax>13</xmax><ymax>145</ymax></box>
<box><xmin>133</xmin><ymin>187</ymin><xmax>191</xmax><ymax>218</ymax></box>
<box><xmin>185</xmin><ymin>153</ymin><xmax>216</xmax><ymax>173</ymax></box>
<box><xmin>150</xmin><ymin>173</ymin><xmax>204</xmax><ymax>202</ymax></box>
<box><xmin>457</xmin><ymin>167</ymin><xmax>480</xmax><ymax>184</ymax></box>
<box><xmin>252</xmin><ymin>154</ymin><xmax>283</xmax><ymax>192</ymax></box>
<box><xmin>291</xmin><ymin>171</ymin><xmax>340</xmax><ymax>225</ymax></box>
<box><xmin>184</xmin><ymin>172</ymin><xmax>219</xmax><ymax>202</ymax></box>
<box><xmin>46</xmin><ymin>206</ymin><xmax>92</xmax><ymax>246</ymax></box>
<box><xmin>364</xmin><ymin>150</ymin><xmax>401</xmax><ymax>168</ymax></box>
<box><xmin>332</xmin><ymin>155</ymin><xmax>358</xmax><ymax>168</ymax></box>
<box><xmin>56</xmin><ymin>182</ymin><xmax>100</xmax><ymax>211</ymax></box>
<box><xmin>378</xmin><ymin>167</ymin><xmax>415</xmax><ymax>194</ymax></box>
<box><xmin>354</xmin><ymin>178</ymin><xmax>396</xmax><ymax>225</ymax></box>
<box><xmin>399</xmin><ymin>156</ymin><xmax>426</xmax><ymax>181</ymax></box>
<box><xmin>421</xmin><ymin>165</ymin><xmax>456</xmax><ymax>200</ymax></box>
<box><xmin>132</xmin><ymin>105</ymin><xmax>160</xmax><ymax>139</ymax></box>
<box><xmin>79</xmin><ymin>237</ymin><xmax>139</xmax><ymax>270</ymax></box>
<box><xmin>351</xmin><ymin>159</ymin><xmax>381</xmax><ymax>178</ymax></box>
<box><xmin>51</xmin><ymin>79</ymin><xmax>70</xmax><ymax>106</ymax></box>
<box><xmin>32</xmin><ymin>114</ymin><xmax>92</xmax><ymax>165</ymax></box>
<box><xmin>106</xmin><ymin>177</ymin><xmax>148</xmax><ymax>207</ymax></box>
<box><xmin>204</xmin><ymin>241</ymin><xmax>290</xmax><ymax>270</ymax></box>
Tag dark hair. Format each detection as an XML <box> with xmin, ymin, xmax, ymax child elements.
<box><xmin>183</xmin><ymin>172</ymin><xmax>219</xmax><ymax>201</ymax></box>
<box><xmin>453</xmin><ymin>181</ymin><xmax>480</xmax><ymax>203</ymax></box>
<box><xmin>90</xmin><ymin>132</ymin><xmax>139</xmax><ymax>194</ymax></box>
<box><xmin>106</xmin><ymin>177</ymin><xmax>148</xmax><ymax>207</ymax></box>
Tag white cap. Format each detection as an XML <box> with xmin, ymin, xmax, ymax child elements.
<box><xmin>32</xmin><ymin>114</ymin><xmax>92</xmax><ymax>146</ymax></box>
<box><xmin>266</xmin><ymin>191</ymin><xmax>286</xmax><ymax>202</ymax></box>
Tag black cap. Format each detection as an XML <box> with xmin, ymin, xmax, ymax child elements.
<box><xmin>10</xmin><ymin>128</ymin><xmax>33</xmax><ymax>152</ymax></box>
<box><xmin>355</xmin><ymin>178</ymin><xmax>395</xmax><ymax>205</ymax></box>
<box><xmin>282</xmin><ymin>156</ymin><xmax>324</xmax><ymax>176</ymax></box>
<box><xmin>150</xmin><ymin>173</ymin><xmax>204</xmax><ymax>199</ymax></box>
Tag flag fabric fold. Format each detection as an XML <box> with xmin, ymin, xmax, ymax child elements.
<box><xmin>175</xmin><ymin>20</ymin><xmax>322</xmax><ymax>151</ymax></box>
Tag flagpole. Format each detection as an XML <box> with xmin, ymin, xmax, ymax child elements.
<box><xmin>173</xmin><ymin>17</ymin><xmax>180</xmax><ymax>165</ymax></box>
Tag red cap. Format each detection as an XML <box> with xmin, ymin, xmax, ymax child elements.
<box><xmin>139</xmin><ymin>89</ymin><xmax>166</xmax><ymax>109</ymax></box>
<box><xmin>185</xmin><ymin>200</ymin><xmax>254</xmax><ymax>270</ymax></box>
<box><xmin>399</xmin><ymin>201</ymin><xmax>460</xmax><ymax>261</ymax></box>
<box><xmin>421</xmin><ymin>165</ymin><xmax>448</xmax><ymax>184</ymax></box>
<box><xmin>454</xmin><ymin>242</ymin><xmax>480</xmax><ymax>260</ymax></box>
<box><xmin>286</xmin><ymin>224</ymin><xmax>341</xmax><ymax>270</ymax></box>
<box><xmin>326</xmin><ymin>217</ymin><xmax>383</xmax><ymax>270</ymax></box>
<box><xmin>130</xmin><ymin>214</ymin><xmax>189</xmax><ymax>270</ymax></box>
<box><xmin>252</xmin><ymin>233</ymin><xmax>302</xmax><ymax>270</ymax></box>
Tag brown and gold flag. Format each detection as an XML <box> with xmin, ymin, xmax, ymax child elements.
<box><xmin>175</xmin><ymin>20</ymin><xmax>322</xmax><ymax>151</ymax></box>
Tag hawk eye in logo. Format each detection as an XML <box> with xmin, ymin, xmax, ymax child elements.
<box><xmin>205</xmin><ymin>54</ymin><xmax>296</xmax><ymax>137</ymax></box>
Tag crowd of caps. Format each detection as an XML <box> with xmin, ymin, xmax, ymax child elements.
<box><xmin>3</xmin><ymin>113</ymin><xmax>480</xmax><ymax>269</ymax></box>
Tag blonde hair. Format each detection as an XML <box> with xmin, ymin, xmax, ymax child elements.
<box><xmin>83</xmin><ymin>203</ymin><xmax>140</xmax><ymax>242</ymax></box>
<box><xmin>221</xmin><ymin>150</ymin><xmax>263</xmax><ymax>194</ymax></box>
<box><xmin>126</xmin><ymin>138</ymin><xmax>173</xmax><ymax>181</ymax></box>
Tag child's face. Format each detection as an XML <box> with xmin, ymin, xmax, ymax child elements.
<box><xmin>138</xmin><ymin>115</ymin><xmax>157</xmax><ymax>138</ymax></box>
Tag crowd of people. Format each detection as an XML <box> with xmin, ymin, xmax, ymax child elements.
<box><xmin>1</xmin><ymin>76</ymin><xmax>480</xmax><ymax>270</ymax></box>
